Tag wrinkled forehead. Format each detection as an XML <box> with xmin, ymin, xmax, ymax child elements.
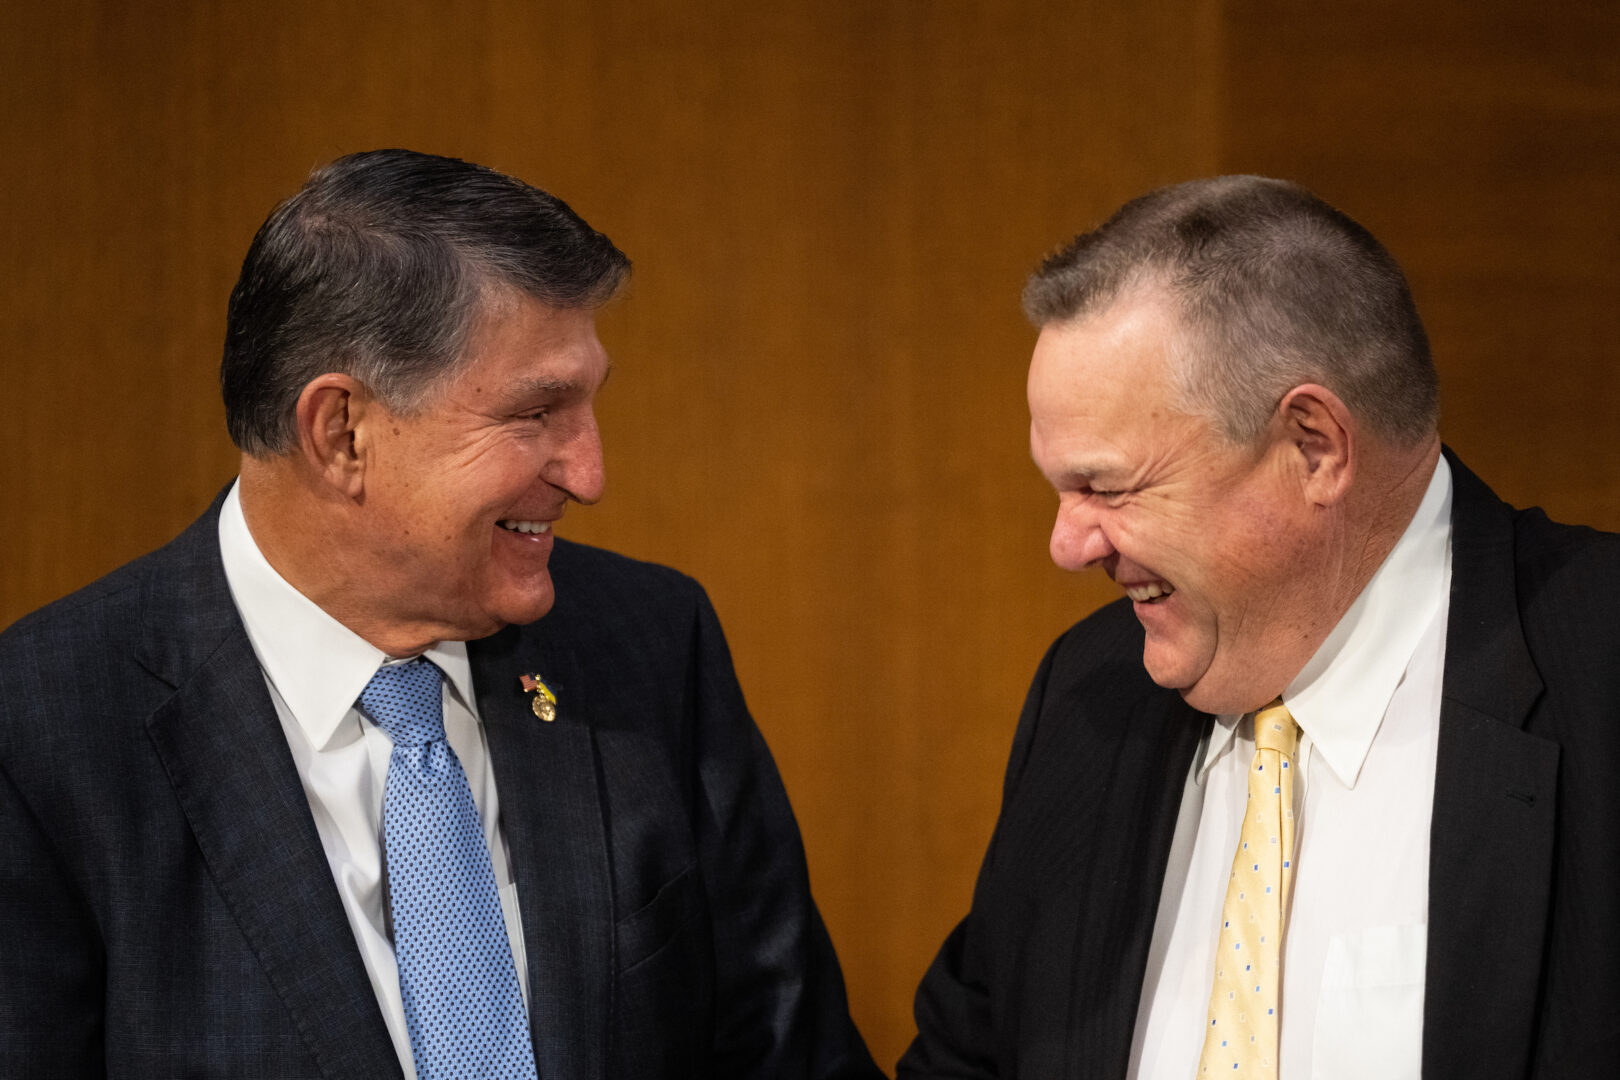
<box><xmin>1029</xmin><ymin>299</ymin><xmax>1182</xmax><ymax>418</ymax></box>
<box><xmin>1027</xmin><ymin>297</ymin><xmax>1225</xmax><ymax>483</ymax></box>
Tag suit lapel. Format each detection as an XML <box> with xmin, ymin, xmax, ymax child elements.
<box><xmin>471</xmin><ymin>625</ymin><xmax>611</xmax><ymax>1080</ymax></box>
<box><xmin>137</xmin><ymin>502</ymin><xmax>402</xmax><ymax>1079</ymax></box>
<box><xmin>1423</xmin><ymin>453</ymin><xmax>1558</xmax><ymax>1079</ymax></box>
<box><xmin>1065</xmin><ymin>679</ymin><xmax>1207</xmax><ymax>1080</ymax></box>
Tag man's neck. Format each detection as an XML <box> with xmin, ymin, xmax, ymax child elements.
<box><xmin>237</xmin><ymin>457</ymin><xmax>444</xmax><ymax>657</ymax></box>
<box><xmin>1347</xmin><ymin>437</ymin><xmax>1443</xmax><ymax>589</ymax></box>
<box><xmin>1304</xmin><ymin>436</ymin><xmax>1444</xmax><ymax>685</ymax></box>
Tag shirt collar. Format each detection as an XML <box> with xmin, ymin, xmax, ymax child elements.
<box><xmin>1198</xmin><ymin>455</ymin><xmax>1453</xmax><ymax>788</ymax></box>
<box><xmin>217</xmin><ymin>481</ymin><xmax>477</xmax><ymax>750</ymax></box>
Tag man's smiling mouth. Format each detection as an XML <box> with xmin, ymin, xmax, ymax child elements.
<box><xmin>498</xmin><ymin>519</ymin><xmax>552</xmax><ymax>535</ymax></box>
<box><xmin>1125</xmin><ymin>581</ymin><xmax>1175</xmax><ymax>603</ymax></box>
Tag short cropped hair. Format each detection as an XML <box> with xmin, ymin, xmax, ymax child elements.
<box><xmin>1023</xmin><ymin>176</ymin><xmax>1437</xmax><ymax>445</ymax></box>
<box><xmin>221</xmin><ymin>149</ymin><xmax>630</xmax><ymax>454</ymax></box>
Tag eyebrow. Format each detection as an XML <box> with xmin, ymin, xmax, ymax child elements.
<box><xmin>1041</xmin><ymin>457</ymin><xmax>1127</xmax><ymax>489</ymax></box>
<box><xmin>1029</xmin><ymin>439</ymin><xmax>1104</xmax><ymax>473</ymax></box>
<box><xmin>1078</xmin><ymin>461</ymin><xmax>1124</xmax><ymax>482</ymax></box>
<box><xmin>509</xmin><ymin>361</ymin><xmax>612</xmax><ymax>400</ymax></box>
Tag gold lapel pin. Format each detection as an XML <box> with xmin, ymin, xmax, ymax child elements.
<box><xmin>518</xmin><ymin>673</ymin><xmax>558</xmax><ymax>722</ymax></box>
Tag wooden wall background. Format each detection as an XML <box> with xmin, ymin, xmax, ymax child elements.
<box><xmin>3</xmin><ymin>0</ymin><xmax>1616</xmax><ymax>1068</ymax></box>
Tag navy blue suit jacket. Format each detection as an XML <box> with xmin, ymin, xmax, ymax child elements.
<box><xmin>900</xmin><ymin>452</ymin><xmax>1620</xmax><ymax>1079</ymax></box>
<box><xmin>0</xmin><ymin>494</ymin><xmax>881</xmax><ymax>1079</ymax></box>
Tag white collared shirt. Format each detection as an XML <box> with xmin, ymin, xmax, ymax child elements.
<box><xmin>1128</xmin><ymin>456</ymin><xmax>1453</xmax><ymax>1080</ymax></box>
<box><xmin>217</xmin><ymin>482</ymin><xmax>528</xmax><ymax>1080</ymax></box>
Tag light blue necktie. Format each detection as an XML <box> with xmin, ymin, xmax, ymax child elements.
<box><xmin>358</xmin><ymin>658</ymin><xmax>538</xmax><ymax>1080</ymax></box>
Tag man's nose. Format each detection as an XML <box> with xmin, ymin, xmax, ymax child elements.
<box><xmin>547</xmin><ymin>412</ymin><xmax>606</xmax><ymax>505</ymax></box>
<box><xmin>1049</xmin><ymin>502</ymin><xmax>1116</xmax><ymax>571</ymax></box>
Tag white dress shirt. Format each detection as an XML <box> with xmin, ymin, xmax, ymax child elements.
<box><xmin>217</xmin><ymin>482</ymin><xmax>529</xmax><ymax>1080</ymax></box>
<box><xmin>1128</xmin><ymin>456</ymin><xmax>1453</xmax><ymax>1080</ymax></box>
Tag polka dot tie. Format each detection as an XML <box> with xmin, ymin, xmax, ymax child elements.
<box><xmin>1197</xmin><ymin>698</ymin><xmax>1299</xmax><ymax>1078</ymax></box>
<box><xmin>358</xmin><ymin>659</ymin><xmax>537</xmax><ymax>1080</ymax></box>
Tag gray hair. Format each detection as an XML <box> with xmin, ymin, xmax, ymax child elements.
<box><xmin>221</xmin><ymin>149</ymin><xmax>630</xmax><ymax>454</ymax></box>
<box><xmin>1022</xmin><ymin>176</ymin><xmax>1437</xmax><ymax>445</ymax></box>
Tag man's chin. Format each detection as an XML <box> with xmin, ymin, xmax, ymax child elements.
<box><xmin>1175</xmin><ymin>681</ymin><xmax>1236</xmax><ymax>715</ymax></box>
<box><xmin>490</xmin><ymin>576</ymin><xmax>557</xmax><ymax>630</ymax></box>
<box><xmin>1171</xmin><ymin>665</ymin><xmax>1280</xmax><ymax>716</ymax></box>
<box><xmin>1142</xmin><ymin>648</ymin><xmax>1248</xmax><ymax>714</ymax></box>
<box><xmin>1140</xmin><ymin>639</ymin><xmax>1207</xmax><ymax>696</ymax></box>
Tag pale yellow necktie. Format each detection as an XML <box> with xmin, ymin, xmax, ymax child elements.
<box><xmin>1197</xmin><ymin>699</ymin><xmax>1299</xmax><ymax>1078</ymax></box>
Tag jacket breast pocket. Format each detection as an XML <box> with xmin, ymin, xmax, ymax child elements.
<box><xmin>615</xmin><ymin>864</ymin><xmax>705</xmax><ymax>973</ymax></box>
<box><xmin>610</xmin><ymin>865</ymin><xmax>716</xmax><ymax>1076</ymax></box>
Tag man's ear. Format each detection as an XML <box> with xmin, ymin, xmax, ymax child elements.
<box><xmin>1276</xmin><ymin>383</ymin><xmax>1355</xmax><ymax>506</ymax></box>
<box><xmin>294</xmin><ymin>374</ymin><xmax>374</xmax><ymax>498</ymax></box>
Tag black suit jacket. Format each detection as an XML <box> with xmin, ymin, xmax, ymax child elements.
<box><xmin>900</xmin><ymin>452</ymin><xmax>1620</xmax><ymax>1079</ymax></box>
<box><xmin>0</xmin><ymin>495</ymin><xmax>881</xmax><ymax>1080</ymax></box>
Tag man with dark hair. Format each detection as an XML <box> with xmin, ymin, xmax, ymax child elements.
<box><xmin>0</xmin><ymin>149</ymin><xmax>880</xmax><ymax>1080</ymax></box>
<box><xmin>901</xmin><ymin>176</ymin><xmax>1619</xmax><ymax>1079</ymax></box>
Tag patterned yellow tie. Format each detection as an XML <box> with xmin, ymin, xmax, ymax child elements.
<box><xmin>1197</xmin><ymin>698</ymin><xmax>1299</xmax><ymax>1077</ymax></box>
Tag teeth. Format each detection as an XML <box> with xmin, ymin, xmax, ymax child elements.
<box><xmin>1125</xmin><ymin>581</ymin><xmax>1174</xmax><ymax>603</ymax></box>
<box><xmin>499</xmin><ymin>520</ymin><xmax>551</xmax><ymax>535</ymax></box>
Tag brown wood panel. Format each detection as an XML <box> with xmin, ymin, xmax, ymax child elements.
<box><xmin>1220</xmin><ymin>0</ymin><xmax>1620</xmax><ymax>527</ymax></box>
<box><xmin>5</xmin><ymin>0</ymin><xmax>1614</xmax><ymax>1071</ymax></box>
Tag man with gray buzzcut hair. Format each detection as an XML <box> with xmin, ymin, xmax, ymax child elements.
<box><xmin>1</xmin><ymin>149</ymin><xmax>881</xmax><ymax>1080</ymax></box>
<box><xmin>1022</xmin><ymin>175</ymin><xmax>1438</xmax><ymax>447</ymax></box>
<box><xmin>903</xmin><ymin>177</ymin><xmax>1620</xmax><ymax>1079</ymax></box>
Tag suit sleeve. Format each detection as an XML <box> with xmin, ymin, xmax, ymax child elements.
<box><xmin>685</xmin><ymin>587</ymin><xmax>885</xmax><ymax>1080</ymax></box>
<box><xmin>896</xmin><ymin>634</ymin><xmax>1064</xmax><ymax>1079</ymax></box>
<box><xmin>0</xmin><ymin>737</ymin><xmax>107</xmax><ymax>1078</ymax></box>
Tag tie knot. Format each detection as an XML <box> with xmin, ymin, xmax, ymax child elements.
<box><xmin>1253</xmin><ymin>697</ymin><xmax>1299</xmax><ymax>757</ymax></box>
<box><xmin>359</xmin><ymin>658</ymin><xmax>447</xmax><ymax>746</ymax></box>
